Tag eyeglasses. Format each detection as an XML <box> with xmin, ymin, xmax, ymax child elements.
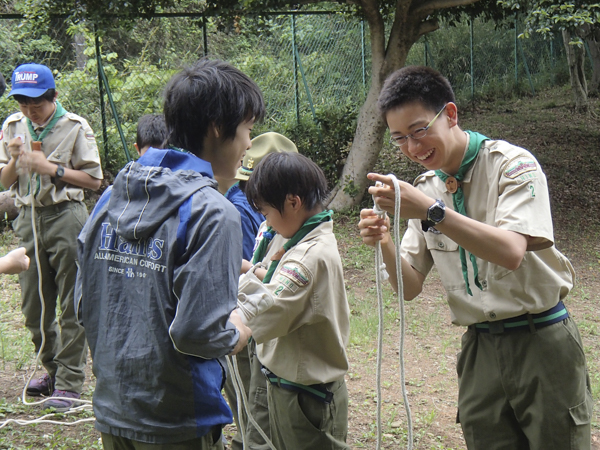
<box><xmin>389</xmin><ymin>104</ymin><xmax>447</xmax><ymax>147</ymax></box>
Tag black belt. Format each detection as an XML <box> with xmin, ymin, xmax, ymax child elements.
<box><xmin>469</xmin><ymin>301</ymin><xmax>569</xmax><ymax>334</ymax></box>
<box><xmin>262</xmin><ymin>368</ymin><xmax>334</xmax><ymax>403</ymax></box>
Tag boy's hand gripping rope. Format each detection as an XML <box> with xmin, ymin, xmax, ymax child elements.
<box><xmin>373</xmin><ymin>175</ymin><xmax>413</xmax><ymax>450</ymax></box>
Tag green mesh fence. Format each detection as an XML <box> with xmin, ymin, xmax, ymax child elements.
<box><xmin>0</xmin><ymin>12</ymin><xmax>575</xmax><ymax>174</ymax></box>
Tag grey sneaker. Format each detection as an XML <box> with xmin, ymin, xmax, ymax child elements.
<box><xmin>26</xmin><ymin>373</ymin><xmax>55</xmax><ymax>397</ymax></box>
<box><xmin>45</xmin><ymin>390</ymin><xmax>81</xmax><ymax>412</ymax></box>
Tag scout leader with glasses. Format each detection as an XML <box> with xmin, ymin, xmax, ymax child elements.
<box><xmin>359</xmin><ymin>66</ymin><xmax>591</xmax><ymax>449</ymax></box>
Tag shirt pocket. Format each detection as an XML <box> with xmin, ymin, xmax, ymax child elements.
<box><xmin>423</xmin><ymin>232</ymin><xmax>464</xmax><ymax>292</ymax></box>
<box><xmin>423</xmin><ymin>232</ymin><xmax>459</xmax><ymax>253</ymax></box>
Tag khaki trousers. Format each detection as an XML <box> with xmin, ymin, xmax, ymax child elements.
<box><xmin>101</xmin><ymin>427</ymin><xmax>224</xmax><ymax>450</ymax></box>
<box><xmin>268</xmin><ymin>377</ymin><xmax>349</xmax><ymax>450</ymax></box>
<box><xmin>14</xmin><ymin>201</ymin><xmax>88</xmax><ymax>392</ymax></box>
<box><xmin>457</xmin><ymin>317</ymin><xmax>592</xmax><ymax>450</ymax></box>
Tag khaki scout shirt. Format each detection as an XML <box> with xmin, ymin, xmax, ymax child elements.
<box><xmin>0</xmin><ymin>111</ymin><xmax>103</xmax><ymax>207</ymax></box>
<box><xmin>250</xmin><ymin>221</ymin><xmax>350</xmax><ymax>385</ymax></box>
<box><xmin>401</xmin><ymin>139</ymin><xmax>575</xmax><ymax>326</ymax></box>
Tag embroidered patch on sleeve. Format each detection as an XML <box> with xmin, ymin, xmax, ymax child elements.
<box><xmin>504</xmin><ymin>157</ymin><xmax>537</xmax><ymax>179</ymax></box>
<box><xmin>274</xmin><ymin>274</ymin><xmax>299</xmax><ymax>295</ymax></box>
<box><xmin>279</xmin><ymin>263</ymin><xmax>311</xmax><ymax>288</ymax></box>
<box><xmin>85</xmin><ymin>131</ymin><xmax>95</xmax><ymax>140</ymax></box>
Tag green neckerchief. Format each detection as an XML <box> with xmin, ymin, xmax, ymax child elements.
<box><xmin>261</xmin><ymin>210</ymin><xmax>333</xmax><ymax>284</ymax></box>
<box><xmin>25</xmin><ymin>102</ymin><xmax>67</xmax><ymax>198</ymax></box>
<box><xmin>435</xmin><ymin>131</ymin><xmax>488</xmax><ymax>296</ymax></box>
<box><xmin>27</xmin><ymin>101</ymin><xmax>66</xmax><ymax>143</ymax></box>
<box><xmin>252</xmin><ymin>226</ymin><xmax>275</xmax><ymax>265</ymax></box>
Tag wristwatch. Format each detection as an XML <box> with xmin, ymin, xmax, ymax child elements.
<box><xmin>421</xmin><ymin>199</ymin><xmax>446</xmax><ymax>232</ymax></box>
<box><xmin>55</xmin><ymin>164</ymin><xmax>65</xmax><ymax>179</ymax></box>
<box><xmin>427</xmin><ymin>199</ymin><xmax>446</xmax><ymax>224</ymax></box>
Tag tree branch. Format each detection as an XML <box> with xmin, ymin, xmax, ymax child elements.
<box><xmin>357</xmin><ymin>0</ymin><xmax>386</xmax><ymax>75</ymax></box>
<box><xmin>412</xmin><ymin>0</ymin><xmax>481</xmax><ymax>16</ymax></box>
<box><xmin>417</xmin><ymin>18</ymin><xmax>440</xmax><ymax>37</ymax></box>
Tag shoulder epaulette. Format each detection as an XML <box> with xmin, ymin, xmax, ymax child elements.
<box><xmin>413</xmin><ymin>170</ymin><xmax>436</xmax><ymax>186</ymax></box>
<box><xmin>3</xmin><ymin>112</ymin><xmax>24</xmax><ymax>126</ymax></box>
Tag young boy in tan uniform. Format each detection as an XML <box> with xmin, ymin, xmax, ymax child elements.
<box><xmin>223</xmin><ymin>132</ymin><xmax>298</xmax><ymax>450</ymax></box>
<box><xmin>237</xmin><ymin>152</ymin><xmax>350</xmax><ymax>450</ymax></box>
<box><xmin>0</xmin><ymin>63</ymin><xmax>103</xmax><ymax>411</ymax></box>
<box><xmin>359</xmin><ymin>66</ymin><xmax>591</xmax><ymax>449</ymax></box>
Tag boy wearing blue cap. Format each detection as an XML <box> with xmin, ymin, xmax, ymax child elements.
<box><xmin>0</xmin><ymin>63</ymin><xmax>103</xmax><ymax>411</ymax></box>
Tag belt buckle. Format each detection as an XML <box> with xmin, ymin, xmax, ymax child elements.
<box><xmin>488</xmin><ymin>321</ymin><xmax>504</xmax><ymax>334</ymax></box>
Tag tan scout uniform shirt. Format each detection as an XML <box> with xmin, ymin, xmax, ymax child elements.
<box><xmin>249</xmin><ymin>221</ymin><xmax>350</xmax><ymax>386</ymax></box>
<box><xmin>0</xmin><ymin>111</ymin><xmax>103</xmax><ymax>207</ymax></box>
<box><xmin>402</xmin><ymin>139</ymin><xmax>575</xmax><ymax>326</ymax></box>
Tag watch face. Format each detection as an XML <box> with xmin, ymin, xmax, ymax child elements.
<box><xmin>428</xmin><ymin>201</ymin><xmax>446</xmax><ymax>223</ymax></box>
<box><xmin>429</xmin><ymin>207</ymin><xmax>444</xmax><ymax>222</ymax></box>
<box><xmin>56</xmin><ymin>165</ymin><xmax>65</xmax><ymax>178</ymax></box>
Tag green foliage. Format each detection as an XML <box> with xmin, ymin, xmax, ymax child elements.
<box><xmin>275</xmin><ymin>102</ymin><xmax>358</xmax><ymax>190</ymax></box>
<box><xmin>498</xmin><ymin>0</ymin><xmax>600</xmax><ymax>40</ymax></box>
<box><xmin>15</xmin><ymin>0</ymin><xmax>181</xmax><ymax>31</ymax></box>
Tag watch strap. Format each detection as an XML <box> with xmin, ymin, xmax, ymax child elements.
<box><xmin>55</xmin><ymin>164</ymin><xmax>65</xmax><ymax>179</ymax></box>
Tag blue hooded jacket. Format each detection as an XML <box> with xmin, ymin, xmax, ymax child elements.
<box><xmin>76</xmin><ymin>148</ymin><xmax>242</xmax><ymax>443</ymax></box>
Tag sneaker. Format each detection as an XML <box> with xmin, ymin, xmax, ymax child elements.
<box><xmin>45</xmin><ymin>390</ymin><xmax>81</xmax><ymax>412</ymax></box>
<box><xmin>26</xmin><ymin>373</ymin><xmax>55</xmax><ymax>397</ymax></box>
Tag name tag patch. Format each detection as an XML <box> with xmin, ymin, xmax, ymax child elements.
<box><xmin>504</xmin><ymin>157</ymin><xmax>537</xmax><ymax>179</ymax></box>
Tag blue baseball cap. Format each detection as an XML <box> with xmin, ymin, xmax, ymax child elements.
<box><xmin>8</xmin><ymin>64</ymin><xmax>55</xmax><ymax>98</ymax></box>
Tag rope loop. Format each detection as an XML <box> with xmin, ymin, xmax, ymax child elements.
<box><xmin>373</xmin><ymin>174</ymin><xmax>413</xmax><ymax>450</ymax></box>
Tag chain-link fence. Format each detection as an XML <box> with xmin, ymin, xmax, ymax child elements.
<box><xmin>0</xmin><ymin>12</ymin><xmax>574</xmax><ymax>174</ymax></box>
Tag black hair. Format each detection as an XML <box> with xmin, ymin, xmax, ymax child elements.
<box><xmin>0</xmin><ymin>73</ymin><xmax>5</xmax><ymax>97</ymax></box>
<box><xmin>245</xmin><ymin>152</ymin><xmax>328</xmax><ymax>214</ymax></box>
<box><xmin>12</xmin><ymin>89</ymin><xmax>56</xmax><ymax>104</ymax></box>
<box><xmin>136</xmin><ymin>114</ymin><xmax>167</xmax><ymax>149</ymax></box>
<box><xmin>377</xmin><ymin>66</ymin><xmax>455</xmax><ymax>116</ymax></box>
<box><xmin>163</xmin><ymin>58</ymin><xmax>265</xmax><ymax>157</ymax></box>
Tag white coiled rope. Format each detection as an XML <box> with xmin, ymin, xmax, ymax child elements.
<box><xmin>0</xmin><ymin>171</ymin><xmax>94</xmax><ymax>430</ymax></box>
<box><xmin>226</xmin><ymin>354</ymin><xmax>277</xmax><ymax>450</ymax></box>
<box><xmin>373</xmin><ymin>174</ymin><xmax>413</xmax><ymax>450</ymax></box>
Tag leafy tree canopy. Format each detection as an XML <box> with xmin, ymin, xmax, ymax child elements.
<box><xmin>498</xmin><ymin>0</ymin><xmax>600</xmax><ymax>41</ymax></box>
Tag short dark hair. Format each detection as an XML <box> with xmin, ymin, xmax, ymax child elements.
<box><xmin>136</xmin><ymin>114</ymin><xmax>167</xmax><ymax>150</ymax></box>
<box><xmin>12</xmin><ymin>89</ymin><xmax>56</xmax><ymax>104</ymax></box>
<box><xmin>377</xmin><ymin>66</ymin><xmax>455</xmax><ymax>116</ymax></box>
<box><xmin>245</xmin><ymin>152</ymin><xmax>328</xmax><ymax>214</ymax></box>
<box><xmin>163</xmin><ymin>58</ymin><xmax>265</xmax><ymax>157</ymax></box>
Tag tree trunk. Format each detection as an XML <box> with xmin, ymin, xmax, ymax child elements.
<box><xmin>562</xmin><ymin>30</ymin><xmax>588</xmax><ymax>111</ymax></box>
<box><xmin>328</xmin><ymin>2</ymin><xmax>415</xmax><ymax>210</ymax></box>
<box><xmin>584</xmin><ymin>26</ymin><xmax>600</xmax><ymax>96</ymax></box>
<box><xmin>0</xmin><ymin>191</ymin><xmax>19</xmax><ymax>221</ymax></box>
<box><xmin>327</xmin><ymin>82</ymin><xmax>389</xmax><ymax>210</ymax></box>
